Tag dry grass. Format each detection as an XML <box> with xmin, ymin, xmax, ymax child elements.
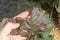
<box><xmin>50</xmin><ymin>26</ymin><xmax>60</xmax><ymax>40</ymax></box>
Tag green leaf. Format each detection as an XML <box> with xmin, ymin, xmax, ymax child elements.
<box><xmin>56</xmin><ymin>0</ymin><xmax>60</xmax><ymax>13</ymax></box>
<box><xmin>19</xmin><ymin>7</ymin><xmax>47</xmax><ymax>40</ymax></box>
<box><xmin>39</xmin><ymin>15</ymin><xmax>54</xmax><ymax>40</ymax></box>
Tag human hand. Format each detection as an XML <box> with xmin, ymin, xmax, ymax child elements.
<box><xmin>0</xmin><ymin>11</ymin><xmax>30</xmax><ymax>40</ymax></box>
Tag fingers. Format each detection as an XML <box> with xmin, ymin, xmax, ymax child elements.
<box><xmin>13</xmin><ymin>11</ymin><xmax>30</xmax><ymax>19</ymax></box>
<box><xmin>0</xmin><ymin>11</ymin><xmax>30</xmax><ymax>36</ymax></box>
<box><xmin>10</xmin><ymin>35</ymin><xmax>26</xmax><ymax>40</ymax></box>
<box><xmin>0</xmin><ymin>22</ymin><xmax>20</xmax><ymax>36</ymax></box>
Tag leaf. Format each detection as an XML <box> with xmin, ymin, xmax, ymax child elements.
<box><xmin>19</xmin><ymin>7</ymin><xmax>47</xmax><ymax>40</ymax></box>
<box><xmin>39</xmin><ymin>15</ymin><xmax>54</xmax><ymax>40</ymax></box>
<box><xmin>56</xmin><ymin>0</ymin><xmax>60</xmax><ymax>13</ymax></box>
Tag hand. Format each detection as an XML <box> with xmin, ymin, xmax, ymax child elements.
<box><xmin>0</xmin><ymin>11</ymin><xmax>30</xmax><ymax>40</ymax></box>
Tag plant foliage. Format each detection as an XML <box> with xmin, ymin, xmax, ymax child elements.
<box><xmin>0</xmin><ymin>0</ymin><xmax>55</xmax><ymax>40</ymax></box>
<box><xmin>18</xmin><ymin>7</ymin><xmax>54</xmax><ymax>40</ymax></box>
<box><xmin>19</xmin><ymin>7</ymin><xmax>46</xmax><ymax>40</ymax></box>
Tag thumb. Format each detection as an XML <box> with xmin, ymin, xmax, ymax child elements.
<box><xmin>13</xmin><ymin>11</ymin><xmax>29</xmax><ymax>19</ymax></box>
<box><xmin>0</xmin><ymin>22</ymin><xmax>20</xmax><ymax>36</ymax></box>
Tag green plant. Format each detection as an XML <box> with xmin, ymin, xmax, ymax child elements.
<box><xmin>18</xmin><ymin>7</ymin><xmax>54</xmax><ymax>40</ymax></box>
<box><xmin>18</xmin><ymin>7</ymin><xmax>46</xmax><ymax>40</ymax></box>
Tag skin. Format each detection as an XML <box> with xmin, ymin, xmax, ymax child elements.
<box><xmin>0</xmin><ymin>11</ymin><xmax>30</xmax><ymax>40</ymax></box>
